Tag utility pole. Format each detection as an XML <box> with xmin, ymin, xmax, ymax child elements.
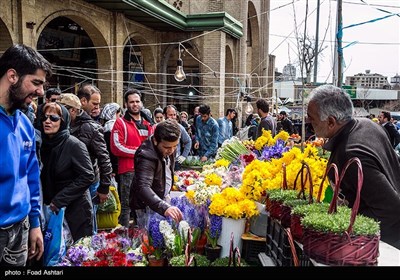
<box><xmin>336</xmin><ymin>0</ymin><xmax>343</xmax><ymax>87</ymax></box>
<box><xmin>313</xmin><ymin>0</ymin><xmax>320</xmax><ymax>84</ymax></box>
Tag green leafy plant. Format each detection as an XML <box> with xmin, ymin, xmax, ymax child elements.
<box><xmin>291</xmin><ymin>202</ymin><xmax>330</xmax><ymax>216</ymax></box>
<box><xmin>210</xmin><ymin>257</ymin><xmax>249</xmax><ymax>267</ymax></box>
<box><xmin>267</xmin><ymin>189</ymin><xmax>298</xmax><ymax>203</ymax></box>
<box><xmin>301</xmin><ymin>208</ymin><xmax>380</xmax><ymax>236</ymax></box>
<box><xmin>169</xmin><ymin>254</ymin><xmax>210</xmax><ymax>267</ymax></box>
<box><xmin>283</xmin><ymin>198</ymin><xmax>309</xmax><ymax>208</ymax></box>
<box><xmin>182</xmin><ymin>156</ymin><xmax>212</xmax><ymax>167</ymax></box>
<box><xmin>190</xmin><ymin>227</ymin><xmax>201</xmax><ymax>250</ymax></box>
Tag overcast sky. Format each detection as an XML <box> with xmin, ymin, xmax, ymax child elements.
<box><xmin>269</xmin><ymin>0</ymin><xmax>400</xmax><ymax>83</ymax></box>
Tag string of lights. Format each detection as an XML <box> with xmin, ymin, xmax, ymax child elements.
<box><xmin>32</xmin><ymin>0</ymin><xmax>399</xmax><ymax>111</ymax></box>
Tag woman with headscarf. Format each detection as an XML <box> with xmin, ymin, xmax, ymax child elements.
<box><xmin>99</xmin><ymin>102</ymin><xmax>122</xmax><ymax>127</ymax></box>
<box><xmin>99</xmin><ymin>102</ymin><xmax>122</xmax><ymax>179</ymax></box>
<box><xmin>40</xmin><ymin>103</ymin><xmax>95</xmax><ymax>241</ymax></box>
<box><xmin>153</xmin><ymin>107</ymin><xmax>164</xmax><ymax>126</ymax></box>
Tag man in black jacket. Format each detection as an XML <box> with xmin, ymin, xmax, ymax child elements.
<box><xmin>307</xmin><ymin>85</ymin><xmax>400</xmax><ymax>249</ymax></box>
<box><xmin>58</xmin><ymin>93</ymin><xmax>112</xmax><ymax>233</ymax></box>
<box><xmin>278</xmin><ymin>111</ymin><xmax>294</xmax><ymax>135</ymax></box>
<box><xmin>130</xmin><ymin>119</ymin><xmax>183</xmax><ymax>227</ymax></box>
<box><xmin>378</xmin><ymin>111</ymin><xmax>400</xmax><ymax>148</ymax></box>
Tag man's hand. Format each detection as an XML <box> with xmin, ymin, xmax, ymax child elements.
<box><xmin>164</xmin><ymin>206</ymin><xmax>183</xmax><ymax>223</ymax></box>
<box><xmin>28</xmin><ymin>227</ymin><xmax>43</xmax><ymax>261</ymax></box>
<box><xmin>194</xmin><ymin>142</ymin><xmax>199</xmax><ymax>149</ymax></box>
<box><xmin>200</xmin><ymin>156</ymin><xmax>208</xmax><ymax>162</ymax></box>
<box><xmin>97</xmin><ymin>192</ymin><xmax>109</xmax><ymax>204</ymax></box>
<box><xmin>49</xmin><ymin>202</ymin><xmax>59</xmax><ymax>214</ymax></box>
<box><xmin>177</xmin><ymin>156</ymin><xmax>186</xmax><ymax>164</ymax></box>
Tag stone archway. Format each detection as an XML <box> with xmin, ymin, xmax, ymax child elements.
<box><xmin>122</xmin><ymin>34</ymin><xmax>158</xmax><ymax>109</ymax></box>
<box><xmin>247</xmin><ymin>1</ymin><xmax>261</xmax><ymax>74</ymax></box>
<box><xmin>225</xmin><ymin>45</ymin><xmax>236</xmax><ymax>109</ymax></box>
<box><xmin>161</xmin><ymin>41</ymin><xmax>201</xmax><ymax>114</ymax></box>
<box><xmin>36</xmin><ymin>12</ymin><xmax>112</xmax><ymax>102</ymax></box>
<box><xmin>0</xmin><ymin>19</ymin><xmax>13</xmax><ymax>55</ymax></box>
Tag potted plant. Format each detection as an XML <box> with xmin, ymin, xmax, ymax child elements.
<box><xmin>208</xmin><ymin>187</ymin><xmax>258</xmax><ymax>257</ymax></box>
<box><xmin>301</xmin><ymin>158</ymin><xmax>380</xmax><ymax>266</ymax></box>
<box><xmin>266</xmin><ymin>189</ymin><xmax>298</xmax><ymax>220</ymax></box>
<box><xmin>301</xmin><ymin>207</ymin><xmax>380</xmax><ymax>265</ymax></box>
<box><xmin>169</xmin><ymin>253</ymin><xmax>210</xmax><ymax>267</ymax></box>
<box><xmin>204</xmin><ymin>214</ymin><xmax>223</xmax><ymax>262</ymax></box>
<box><xmin>290</xmin><ymin>202</ymin><xmax>330</xmax><ymax>241</ymax></box>
<box><xmin>144</xmin><ymin>214</ymin><xmax>167</xmax><ymax>266</ymax></box>
<box><xmin>210</xmin><ymin>256</ymin><xmax>249</xmax><ymax>267</ymax></box>
<box><xmin>142</xmin><ymin>233</ymin><xmax>164</xmax><ymax>266</ymax></box>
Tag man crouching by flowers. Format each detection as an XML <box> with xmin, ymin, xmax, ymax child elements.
<box><xmin>130</xmin><ymin>119</ymin><xmax>183</xmax><ymax>227</ymax></box>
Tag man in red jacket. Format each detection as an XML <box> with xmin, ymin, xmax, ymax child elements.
<box><xmin>110</xmin><ymin>89</ymin><xmax>153</xmax><ymax>227</ymax></box>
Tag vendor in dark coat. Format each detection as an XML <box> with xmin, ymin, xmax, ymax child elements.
<box><xmin>307</xmin><ymin>85</ymin><xmax>400</xmax><ymax>249</ymax></box>
<box><xmin>130</xmin><ymin>119</ymin><xmax>183</xmax><ymax>227</ymax></box>
<box><xmin>40</xmin><ymin>103</ymin><xmax>95</xmax><ymax>241</ymax></box>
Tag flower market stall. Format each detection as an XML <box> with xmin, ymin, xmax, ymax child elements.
<box><xmin>54</xmin><ymin>128</ymin><xmax>399</xmax><ymax>267</ymax></box>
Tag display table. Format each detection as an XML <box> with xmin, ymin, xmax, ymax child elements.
<box><xmin>377</xmin><ymin>241</ymin><xmax>400</xmax><ymax>266</ymax></box>
<box><xmin>260</xmin><ymin>238</ymin><xmax>400</xmax><ymax>266</ymax></box>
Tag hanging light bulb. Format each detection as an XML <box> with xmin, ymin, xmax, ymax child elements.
<box><xmin>174</xmin><ymin>58</ymin><xmax>186</xmax><ymax>82</ymax></box>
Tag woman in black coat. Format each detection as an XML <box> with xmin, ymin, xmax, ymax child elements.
<box><xmin>40</xmin><ymin>103</ymin><xmax>95</xmax><ymax>241</ymax></box>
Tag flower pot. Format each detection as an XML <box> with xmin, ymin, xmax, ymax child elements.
<box><xmin>250</xmin><ymin>202</ymin><xmax>268</xmax><ymax>237</ymax></box>
<box><xmin>147</xmin><ymin>256</ymin><xmax>165</xmax><ymax>267</ymax></box>
<box><xmin>290</xmin><ymin>214</ymin><xmax>303</xmax><ymax>242</ymax></box>
<box><xmin>196</xmin><ymin>233</ymin><xmax>207</xmax><ymax>255</ymax></box>
<box><xmin>217</xmin><ymin>217</ymin><xmax>246</xmax><ymax>257</ymax></box>
<box><xmin>266</xmin><ymin>199</ymin><xmax>284</xmax><ymax>220</ymax></box>
<box><xmin>204</xmin><ymin>244</ymin><xmax>222</xmax><ymax>262</ymax></box>
<box><xmin>280</xmin><ymin>204</ymin><xmax>292</xmax><ymax>228</ymax></box>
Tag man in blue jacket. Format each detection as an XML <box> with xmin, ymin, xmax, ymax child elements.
<box><xmin>193</xmin><ymin>104</ymin><xmax>219</xmax><ymax>162</ymax></box>
<box><xmin>0</xmin><ymin>44</ymin><xmax>52</xmax><ymax>266</ymax></box>
<box><xmin>163</xmin><ymin>105</ymin><xmax>192</xmax><ymax>169</ymax></box>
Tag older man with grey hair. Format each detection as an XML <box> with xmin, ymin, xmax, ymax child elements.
<box><xmin>307</xmin><ymin>84</ymin><xmax>400</xmax><ymax>249</ymax></box>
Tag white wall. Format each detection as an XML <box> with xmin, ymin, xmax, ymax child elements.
<box><xmin>356</xmin><ymin>88</ymin><xmax>399</xmax><ymax>100</ymax></box>
<box><xmin>274</xmin><ymin>81</ymin><xmax>302</xmax><ymax>99</ymax></box>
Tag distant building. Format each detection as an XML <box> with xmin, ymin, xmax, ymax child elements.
<box><xmin>345</xmin><ymin>70</ymin><xmax>390</xmax><ymax>89</ymax></box>
<box><xmin>275</xmin><ymin>68</ymin><xmax>283</xmax><ymax>81</ymax></box>
<box><xmin>391</xmin><ymin>74</ymin><xmax>400</xmax><ymax>90</ymax></box>
<box><xmin>282</xmin><ymin>63</ymin><xmax>297</xmax><ymax>81</ymax></box>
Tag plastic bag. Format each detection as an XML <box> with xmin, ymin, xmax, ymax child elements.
<box><xmin>98</xmin><ymin>182</ymin><xmax>119</xmax><ymax>213</ymax></box>
<box><xmin>97</xmin><ymin>192</ymin><xmax>118</xmax><ymax>213</ymax></box>
<box><xmin>43</xmin><ymin>207</ymin><xmax>67</xmax><ymax>266</ymax></box>
<box><xmin>97</xmin><ymin>185</ymin><xmax>121</xmax><ymax>229</ymax></box>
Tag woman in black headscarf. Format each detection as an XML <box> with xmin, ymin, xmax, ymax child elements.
<box><xmin>40</xmin><ymin>103</ymin><xmax>95</xmax><ymax>241</ymax></box>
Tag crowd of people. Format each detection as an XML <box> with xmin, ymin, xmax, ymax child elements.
<box><xmin>1</xmin><ymin>44</ymin><xmax>400</xmax><ymax>268</ymax></box>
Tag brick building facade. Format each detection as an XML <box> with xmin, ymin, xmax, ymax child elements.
<box><xmin>0</xmin><ymin>0</ymin><xmax>272</xmax><ymax>122</ymax></box>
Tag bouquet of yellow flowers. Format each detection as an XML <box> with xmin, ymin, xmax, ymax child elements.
<box><xmin>241</xmin><ymin>144</ymin><xmax>329</xmax><ymax>202</ymax></box>
<box><xmin>208</xmin><ymin>187</ymin><xmax>258</xmax><ymax>219</ymax></box>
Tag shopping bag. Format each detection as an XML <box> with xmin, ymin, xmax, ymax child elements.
<box><xmin>97</xmin><ymin>186</ymin><xmax>121</xmax><ymax>229</ymax></box>
<box><xmin>43</xmin><ymin>207</ymin><xmax>67</xmax><ymax>266</ymax></box>
<box><xmin>98</xmin><ymin>178</ymin><xmax>119</xmax><ymax>213</ymax></box>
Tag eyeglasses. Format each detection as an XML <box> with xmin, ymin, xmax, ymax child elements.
<box><xmin>41</xmin><ymin>114</ymin><xmax>61</xmax><ymax>122</ymax></box>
